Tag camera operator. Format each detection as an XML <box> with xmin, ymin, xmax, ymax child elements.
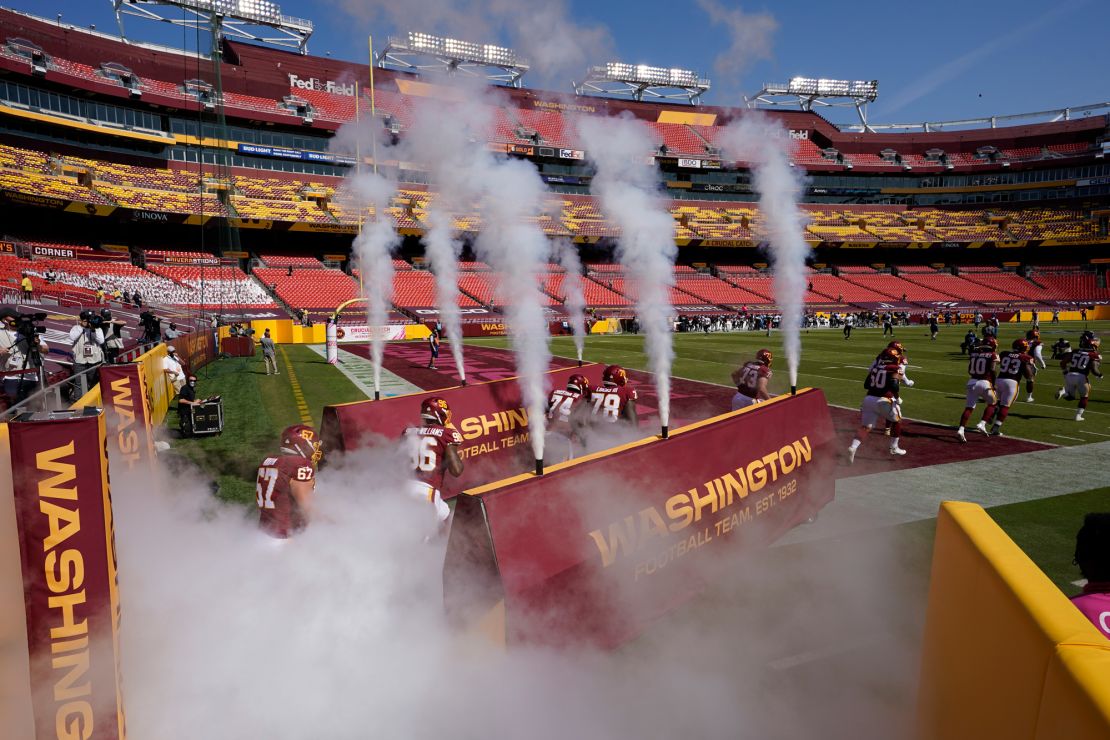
<box><xmin>100</xmin><ymin>308</ymin><xmax>125</xmax><ymax>364</ymax></box>
<box><xmin>177</xmin><ymin>374</ymin><xmax>202</xmax><ymax>437</ymax></box>
<box><xmin>0</xmin><ymin>308</ymin><xmax>49</xmax><ymax>403</ymax></box>
<box><xmin>69</xmin><ymin>309</ymin><xmax>105</xmax><ymax>392</ymax></box>
<box><xmin>139</xmin><ymin>311</ymin><xmax>162</xmax><ymax>346</ymax></box>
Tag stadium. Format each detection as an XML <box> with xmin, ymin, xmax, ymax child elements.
<box><xmin>0</xmin><ymin>0</ymin><xmax>1107</xmax><ymax>737</ymax></box>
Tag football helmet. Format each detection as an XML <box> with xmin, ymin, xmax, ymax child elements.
<box><xmin>886</xmin><ymin>341</ymin><xmax>905</xmax><ymax>354</ymax></box>
<box><xmin>567</xmin><ymin>374</ymin><xmax>591</xmax><ymax>395</ymax></box>
<box><xmin>420</xmin><ymin>397</ymin><xmax>452</xmax><ymax>426</ymax></box>
<box><xmin>982</xmin><ymin>337</ymin><xmax>998</xmax><ymax>350</ymax></box>
<box><xmin>1080</xmin><ymin>330</ymin><xmax>1096</xmax><ymax>349</ymax></box>
<box><xmin>1012</xmin><ymin>338</ymin><xmax>1030</xmax><ymax>352</ymax></box>
<box><xmin>755</xmin><ymin>349</ymin><xmax>773</xmax><ymax>367</ymax></box>
<box><xmin>282</xmin><ymin>424</ymin><xmax>322</xmax><ymax>464</ymax></box>
<box><xmin>602</xmin><ymin>365</ymin><xmax>628</xmax><ymax>386</ymax></box>
<box><xmin>1090</xmin><ymin>335</ymin><xmax>1102</xmax><ymax>349</ymax></box>
<box><xmin>1026</xmin><ymin>328</ymin><xmax>1039</xmax><ymax>340</ymax></box>
<box><xmin>879</xmin><ymin>349</ymin><xmax>900</xmax><ymax>364</ymax></box>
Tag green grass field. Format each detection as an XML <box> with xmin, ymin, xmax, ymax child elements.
<box><xmin>164</xmin><ymin>322</ymin><xmax>1107</xmax><ymax>588</ymax></box>
<box><xmin>163</xmin><ymin>344</ymin><xmax>365</xmax><ymax>505</ymax></box>
<box><xmin>470</xmin><ymin>319</ymin><xmax>1110</xmax><ymax>447</ymax></box>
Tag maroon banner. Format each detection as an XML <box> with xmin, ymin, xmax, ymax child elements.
<box><xmin>444</xmin><ymin>388</ymin><xmax>838</xmax><ymax>650</ymax></box>
<box><xmin>99</xmin><ymin>365</ymin><xmax>156</xmax><ymax>474</ymax></box>
<box><xmin>8</xmin><ymin>409</ymin><xmax>126</xmax><ymax>740</ymax></box>
<box><xmin>322</xmin><ymin>364</ymin><xmax>599</xmax><ymax>497</ymax></box>
<box><xmin>176</xmin><ymin>330</ymin><xmax>217</xmax><ymax>370</ymax></box>
<box><xmin>219</xmin><ymin>336</ymin><xmax>255</xmax><ymax>358</ymax></box>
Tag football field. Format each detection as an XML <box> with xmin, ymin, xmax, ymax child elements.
<box><xmin>167</xmin><ymin>320</ymin><xmax>1108</xmax><ymax>590</ymax></box>
<box><xmin>470</xmin><ymin>319</ymin><xmax>1110</xmax><ymax>447</ymax></box>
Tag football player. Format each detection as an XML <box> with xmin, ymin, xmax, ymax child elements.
<box><xmin>590</xmin><ymin>364</ymin><xmax>638</xmax><ymax>427</ymax></box>
<box><xmin>991</xmin><ymin>338</ymin><xmax>1036</xmax><ymax>436</ymax></box>
<box><xmin>546</xmin><ymin>373</ymin><xmax>591</xmax><ymax>463</ymax></box>
<box><xmin>730</xmin><ymin>349</ymin><xmax>773</xmax><ymax>410</ymax></box>
<box><xmin>1051</xmin><ymin>337</ymin><xmax>1071</xmax><ymax>360</ymax></box>
<box><xmin>405</xmin><ymin>397</ymin><xmax>464</xmax><ymax>522</ymax></box>
<box><xmin>886</xmin><ymin>341</ymin><xmax>916</xmax><ymax>387</ymax></box>
<box><xmin>256</xmin><ymin>424</ymin><xmax>322</xmax><ymax>539</ymax></box>
<box><xmin>1027</xmin><ymin>328</ymin><xmax>1046</xmax><ymax>371</ymax></box>
<box><xmin>960</xmin><ymin>328</ymin><xmax>978</xmax><ymax>356</ymax></box>
<box><xmin>956</xmin><ymin>337</ymin><xmax>1000</xmax><ymax>442</ymax></box>
<box><xmin>1055</xmin><ymin>333</ymin><xmax>1103</xmax><ymax>421</ymax></box>
<box><xmin>847</xmin><ymin>347</ymin><xmax>906</xmax><ymax>463</ymax></box>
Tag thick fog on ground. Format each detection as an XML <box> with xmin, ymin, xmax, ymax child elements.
<box><xmin>103</xmin><ymin>440</ymin><xmax>925</xmax><ymax>739</ymax></box>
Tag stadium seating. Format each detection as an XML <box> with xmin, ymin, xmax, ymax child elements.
<box><xmin>253</xmin><ymin>267</ymin><xmax>361</xmax><ymax>311</ymax></box>
<box><xmin>391</xmin><ymin>270</ymin><xmax>481</xmax><ymax>309</ymax></box>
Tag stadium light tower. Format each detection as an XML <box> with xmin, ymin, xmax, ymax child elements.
<box><xmin>747</xmin><ymin>78</ymin><xmax>878</xmax><ymax>131</ymax></box>
<box><xmin>574</xmin><ymin>62</ymin><xmax>711</xmax><ymax>105</ymax></box>
<box><xmin>377</xmin><ymin>32</ymin><xmax>529</xmax><ymax>87</ymax></box>
<box><xmin>110</xmin><ymin>0</ymin><xmax>314</xmax><ymax>54</ymax></box>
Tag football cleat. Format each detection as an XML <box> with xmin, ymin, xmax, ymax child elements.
<box><xmin>990</xmin><ymin>426</ymin><xmax>1004</xmax><ymax>437</ymax></box>
<box><xmin>889</xmin><ymin>446</ymin><xmax>907</xmax><ymax>456</ymax></box>
<box><xmin>1026</xmin><ymin>395</ymin><xmax>1034</xmax><ymax>403</ymax></box>
<box><xmin>904</xmin><ymin>379</ymin><xmax>915</xmax><ymax>387</ymax></box>
<box><xmin>847</xmin><ymin>446</ymin><xmax>857</xmax><ymax>464</ymax></box>
<box><xmin>1076</xmin><ymin>412</ymin><xmax>1085</xmax><ymax>422</ymax></box>
<box><xmin>956</xmin><ymin>428</ymin><xmax>967</xmax><ymax>443</ymax></box>
<box><xmin>1055</xmin><ymin>388</ymin><xmax>1066</xmax><ymax>400</ymax></box>
<box><xmin>975</xmin><ymin>421</ymin><xmax>989</xmax><ymax>435</ymax></box>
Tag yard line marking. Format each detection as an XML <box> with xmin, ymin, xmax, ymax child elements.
<box><xmin>279</xmin><ymin>346</ymin><xmax>314</xmax><ymax>425</ymax></box>
<box><xmin>1051</xmin><ymin>434</ymin><xmax>1085</xmax><ymax>442</ymax></box>
<box><xmin>1076</xmin><ymin>430</ymin><xmax>1110</xmax><ymax>437</ymax></box>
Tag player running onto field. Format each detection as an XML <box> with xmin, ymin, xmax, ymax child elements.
<box><xmin>847</xmin><ymin>347</ymin><xmax>907</xmax><ymax>463</ymax></box>
<box><xmin>1055</xmin><ymin>333</ymin><xmax>1102</xmax><ymax>422</ymax></box>
<box><xmin>590</xmin><ymin>364</ymin><xmax>638</xmax><ymax>427</ymax></box>
<box><xmin>990</xmin><ymin>339</ymin><xmax>1036</xmax><ymax>436</ymax></box>
<box><xmin>256</xmin><ymin>424</ymin><xmax>322</xmax><ymax>539</ymax></box>
<box><xmin>546</xmin><ymin>373</ymin><xmax>591</xmax><ymax>463</ymax></box>
<box><xmin>730</xmin><ymin>349</ymin><xmax>773</xmax><ymax>410</ymax></box>
<box><xmin>956</xmin><ymin>338</ymin><xmax>1000</xmax><ymax>442</ymax></box>
<box><xmin>405</xmin><ymin>397</ymin><xmax>464</xmax><ymax>523</ymax></box>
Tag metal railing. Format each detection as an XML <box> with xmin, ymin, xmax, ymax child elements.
<box><xmin>1</xmin><ymin>363</ymin><xmax>102</xmax><ymax>420</ymax></box>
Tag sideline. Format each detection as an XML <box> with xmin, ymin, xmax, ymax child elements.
<box><xmin>305</xmin><ymin>344</ymin><xmax>421</xmax><ymax>399</ymax></box>
<box><xmin>279</xmin><ymin>346</ymin><xmax>314</xmax><ymax>425</ymax></box>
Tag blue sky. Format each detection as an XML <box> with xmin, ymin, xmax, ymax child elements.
<box><xmin>7</xmin><ymin>0</ymin><xmax>1106</xmax><ymax>125</ymax></box>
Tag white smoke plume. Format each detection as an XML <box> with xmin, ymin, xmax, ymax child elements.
<box><xmin>696</xmin><ymin>0</ymin><xmax>778</xmax><ymax>89</ymax></box>
<box><xmin>328</xmin><ymin>0</ymin><xmax>613</xmax><ymax>85</ymax></box>
<box><xmin>347</xmin><ymin>171</ymin><xmax>400</xmax><ymax>397</ymax></box>
<box><xmin>423</xmin><ymin>210</ymin><xmax>468</xmax><ymax>381</ymax></box>
<box><xmin>716</xmin><ymin>115</ymin><xmax>810</xmax><ymax>388</ymax></box>
<box><xmin>554</xmin><ymin>240</ymin><xmax>587</xmax><ymax>363</ymax></box>
<box><xmin>472</xmin><ymin>158</ymin><xmax>553</xmax><ymax>465</ymax></box>
<box><xmin>401</xmin><ymin>94</ymin><xmax>498</xmax><ymax>383</ymax></box>
<box><xmin>577</xmin><ymin>115</ymin><xmax>677</xmax><ymax>429</ymax></box>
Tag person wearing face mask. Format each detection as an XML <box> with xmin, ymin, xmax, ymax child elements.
<box><xmin>177</xmin><ymin>374</ymin><xmax>202</xmax><ymax>437</ymax></box>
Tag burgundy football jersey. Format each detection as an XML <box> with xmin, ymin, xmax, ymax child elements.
<box><xmin>1065</xmin><ymin>349</ymin><xmax>1102</xmax><ymax>377</ymax></box>
<box><xmin>589</xmin><ymin>383</ymin><xmax>637</xmax><ymax>424</ymax></box>
<box><xmin>257</xmin><ymin>453</ymin><xmax>315</xmax><ymax>538</ymax></box>
<box><xmin>736</xmin><ymin>361</ymin><xmax>773</xmax><ymax>398</ymax></box>
<box><xmin>407</xmin><ymin>424</ymin><xmax>464</xmax><ymax>493</ymax></box>
<box><xmin>865</xmin><ymin>361</ymin><xmax>901</xmax><ymax>398</ymax></box>
<box><xmin>547</xmin><ymin>388</ymin><xmax>586</xmax><ymax>435</ymax></box>
<box><xmin>997</xmin><ymin>351</ymin><xmax>1033</xmax><ymax>382</ymax></box>
<box><xmin>968</xmin><ymin>349</ymin><xmax>999</xmax><ymax>381</ymax></box>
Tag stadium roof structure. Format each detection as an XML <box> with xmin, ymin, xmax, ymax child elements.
<box><xmin>838</xmin><ymin>101</ymin><xmax>1110</xmax><ymax>134</ymax></box>
<box><xmin>110</xmin><ymin>0</ymin><xmax>314</xmax><ymax>55</ymax></box>
<box><xmin>748</xmin><ymin>77</ymin><xmax>879</xmax><ymax>131</ymax></box>
<box><xmin>376</xmin><ymin>32</ymin><xmax>529</xmax><ymax>88</ymax></box>
<box><xmin>574</xmin><ymin>62</ymin><xmax>711</xmax><ymax>105</ymax></box>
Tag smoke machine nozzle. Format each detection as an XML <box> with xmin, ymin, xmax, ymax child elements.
<box><xmin>661</xmin><ymin>425</ymin><xmax>669</xmax><ymax>439</ymax></box>
<box><xmin>535</xmin><ymin>458</ymin><xmax>544</xmax><ymax>476</ymax></box>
